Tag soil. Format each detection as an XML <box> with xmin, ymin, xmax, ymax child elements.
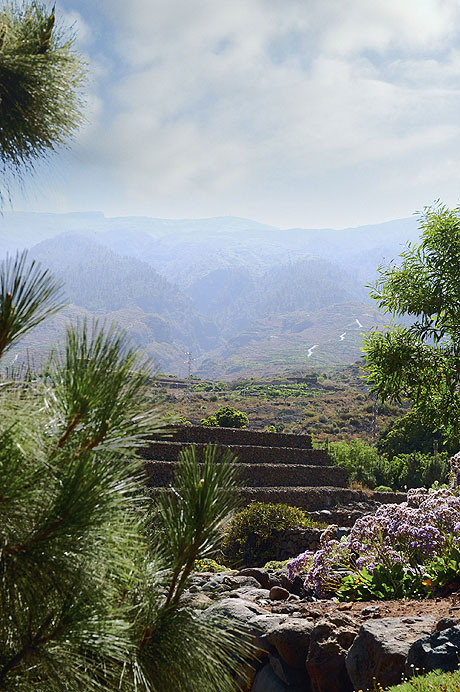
<box><xmin>278</xmin><ymin>595</ymin><xmax>460</xmax><ymax>625</ymax></box>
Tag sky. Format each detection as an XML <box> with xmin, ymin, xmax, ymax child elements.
<box><xmin>11</xmin><ymin>0</ymin><xmax>460</xmax><ymax>229</ymax></box>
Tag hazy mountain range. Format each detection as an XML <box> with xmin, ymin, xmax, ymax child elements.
<box><xmin>0</xmin><ymin>212</ymin><xmax>420</xmax><ymax>377</ymax></box>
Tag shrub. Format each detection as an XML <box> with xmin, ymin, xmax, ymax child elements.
<box><xmin>222</xmin><ymin>502</ymin><xmax>310</xmax><ymax>568</ymax></box>
<box><xmin>193</xmin><ymin>558</ymin><xmax>230</xmax><ymax>573</ymax></box>
<box><xmin>201</xmin><ymin>405</ymin><xmax>249</xmax><ymax>428</ymax></box>
<box><xmin>263</xmin><ymin>559</ymin><xmax>290</xmax><ymax>570</ymax></box>
<box><xmin>374</xmin><ymin>485</ymin><xmax>394</xmax><ymax>492</ymax></box>
<box><xmin>288</xmin><ymin>485</ymin><xmax>460</xmax><ymax>600</ymax></box>
<box><xmin>328</xmin><ymin>440</ymin><xmax>450</xmax><ymax>491</ymax></box>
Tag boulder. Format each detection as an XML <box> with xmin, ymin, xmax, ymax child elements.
<box><xmin>237</xmin><ymin>568</ymin><xmax>270</xmax><ymax>590</ymax></box>
<box><xmin>306</xmin><ymin>613</ymin><xmax>358</xmax><ymax>692</ymax></box>
<box><xmin>251</xmin><ymin>662</ymin><xmax>307</xmax><ymax>692</ymax></box>
<box><xmin>269</xmin><ymin>652</ymin><xmax>311</xmax><ymax>688</ymax></box>
<box><xmin>251</xmin><ymin>663</ymin><xmax>289</xmax><ymax>692</ymax></box>
<box><xmin>270</xmin><ymin>586</ymin><xmax>290</xmax><ymax>600</ymax></box>
<box><xmin>345</xmin><ymin>616</ymin><xmax>435</xmax><ymax>691</ymax></box>
<box><xmin>406</xmin><ymin>626</ymin><xmax>460</xmax><ymax>677</ymax></box>
<box><xmin>436</xmin><ymin>617</ymin><xmax>460</xmax><ymax>632</ymax></box>
<box><xmin>267</xmin><ymin>619</ymin><xmax>314</xmax><ymax>669</ymax></box>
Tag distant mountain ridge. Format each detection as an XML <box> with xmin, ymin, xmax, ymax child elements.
<box><xmin>0</xmin><ymin>211</ymin><xmax>420</xmax><ymax>376</ymax></box>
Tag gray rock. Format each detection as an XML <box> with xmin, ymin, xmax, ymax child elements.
<box><xmin>228</xmin><ymin>586</ymin><xmax>272</xmax><ymax>601</ymax></box>
<box><xmin>306</xmin><ymin>613</ymin><xmax>358</xmax><ymax>692</ymax></box>
<box><xmin>237</xmin><ymin>568</ymin><xmax>270</xmax><ymax>590</ymax></box>
<box><xmin>252</xmin><ymin>662</ymin><xmax>305</xmax><ymax>692</ymax></box>
<box><xmin>267</xmin><ymin>619</ymin><xmax>314</xmax><ymax>668</ymax></box>
<box><xmin>406</xmin><ymin>626</ymin><xmax>460</xmax><ymax>677</ymax></box>
<box><xmin>361</xmin><ymin>605</ymin><xmax>381</xmax><ymax>619</ymax></box>
<box><xmin>346</xmin><ymin>616</ymin><xmax>435</xmax><ymax>691</ymax></box>
<box><xmin>270</xmin><ymin>586</ymin><xmax>290</xmax><ymax>600</ymax></box>
<box><xmin>269</xmin><ymin>652</ymin><xmax>311</xmax><ymax>688</ymax></box>
<box><xmin>437</xmin><ymin>617</ymin><xmax>460</xmax><ymax>632</ymax></box>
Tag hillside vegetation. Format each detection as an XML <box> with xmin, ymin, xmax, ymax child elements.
<box><xmin>0</xmin><ymin>212</ymin><xmax>421</xmax><ymax>377</ymax></box>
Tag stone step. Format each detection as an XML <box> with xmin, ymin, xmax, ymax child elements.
<box><xmin>236</xmin><ymin>487</ymin><xmax>406</xmax><ymax>512</ymax></box>
<box><xmin>149</xmin><ymin>487</ymin><xmax>406</xmax><ymax>513</ymax></box>
<box><xmin>144</xmin><ymin>461</ymin><xmax>347</xmax><ymax>488</ymax></box>
<box><xmin>139</xmin><ymin>441</ymin><xmax>328</xmax><ymax>465</ymax></box>
<box><xmin>150</xmin><ymin>424</ymin><xmax>312</xmax><ymax>449</ymax></box>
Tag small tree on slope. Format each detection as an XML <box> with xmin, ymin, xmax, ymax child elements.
<box><xmin>363</xmin><ymin>203</ymin><xmax>460</xmax><ymax>446</ymax></box>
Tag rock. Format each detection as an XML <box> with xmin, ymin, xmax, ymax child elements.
<box><xmin>345</xmin><ymin>616</ymin><xmax>435</xmax><ymax>691</ymax></box>
<box><xmin>271</xmin><ymin>602</ymin><xmax>302</xmax><ymax>614</ymax></box>
<box><xmin>306</xmin><ymin>614</ymin><xmax>358</xmax><ymax>692</ymax></box>
<box><xmin>288</xmin><ymin>594</ymin><xmax>300</xmax><ymax>602</ymax></box>
<box><xmin>269</xmin><ymin>652</ymin><xmax>311</xmax><ymax>688</ymax></box>
<box><xmin>181</xmin><ymin>591</ymin><xmax>212</xmax><ymax>609</ymax></box>
<box><xmin>279</xmin><ymin>573</ymin><xmax>295</xmax><ymax>592</ymax></box>
<box><xmin>270</xmin><ymin>586</ymin><xmax>290</xmax><ymax>600</ymax></box>
<box><xmin>201</xmin><ymin>598</ymin><xmax>270</xmax><ymax>691</ymax></box>
<box><xmin>361</xmin><ymin>605</ymin><xmax>381</xmax><ymax>619</ymax></box>
<box><xmin>436</xmin><ymin>617</ymin><xmax>460</xmax><ymax>632</ymax></box>
<box><xmin>251</xmin><ymin>663</ymin><xmax>289</xmax><ymax>692</ymax></box>
<box><xmin>406</xmin><ymin>626</ymin><xmax>460</xmax><ymax>677</ymax></box>
<box><xmin>267</xmin><ymin>619</ymin><xmax>314</xmax><ymax>668</ymax></box>
<box><xmin>223</xmin><ymin>574</ymin><xmax>261</xmax><ymax>590</ymax></box>
<box><xmin>228</xmin><ymin>587</ymin><xmax>271</xmax><ymax>602</ymax></box>
<box><xmin>237</xmin><ymin>568</ymin><xmax>270</xmax><ymax>590</ymax></box>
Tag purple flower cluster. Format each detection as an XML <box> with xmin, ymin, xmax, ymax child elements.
<box><xmin>288</xmin><ymin>487</ymin><xmax>460</xmax><ymax>598</ymax></box>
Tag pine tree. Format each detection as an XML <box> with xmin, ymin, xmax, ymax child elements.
<box><xmin>0</xmin><ymin>4</ymin><xmax>251</xmax><ymax>689</ymax></box>
<box><xmin>0</xmin><ymin>257</ymin><xmax>250</xmax><ymax>692</ymax></box>
<box><xmin>0</xmin><ymin>1</ymin><xmax>86</xmax><ymax>201</ymax></box>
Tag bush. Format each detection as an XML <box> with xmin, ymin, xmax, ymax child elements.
<box><xmin>222</xmin><ymin>502</ymin><xmax>310</xmax><ymax>567</ymax></box>
<box><xmin>201</xmin><ymin>405</ymin><xmax>249</xmax><ymax>428</ymax></box>
<box><xmin>328</xmin><ymin>440</ymin><xmax>450</xmax><ymax>491</ymax></box>
<box><xmin>377</xmin><ymin>410</ymin><xmax>458</xmax><ymax>459</ymax></box>
<box><xmin>288</xmin><ymin>486</ymin><xmax>460</xmax><ymax>601</ymax></box>
<box><xmin>193</xmin><ymin>558</ymin><xmax>230</xmax><ymax>573</ymax></box>
<box><xmin>374</xmin><ymin>485</ymin><xmax>393</xmax><ymax>492</ymax></box>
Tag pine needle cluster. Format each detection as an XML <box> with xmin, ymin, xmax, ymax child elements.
<box><xmin>0</xmin><ymin>1</ymin><xmax>86</xmax><ymax>197</ymax></box>
<box><xmin>0</xmin><ymin>252</ymin><xmax>251</xmax><ymax>691</ymax></box>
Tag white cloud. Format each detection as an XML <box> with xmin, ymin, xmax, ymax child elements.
<box><xmin>58</xmin><ymin>0</ymin><xmax>460</xmax><ymax>226</ymax></box>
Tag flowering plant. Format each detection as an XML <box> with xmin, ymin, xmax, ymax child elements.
<box><xmin>287</xmin><ymin>486</ymin><xmax>460</xmax><ymax>600</ymax></box>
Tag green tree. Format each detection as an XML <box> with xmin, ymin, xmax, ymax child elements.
<box><xmin>201</xmin><ymin>405</ymin><xmax>249</xmax><ymax>428</ymax></box>
<box><xmin>363</xmin><ymin>203</ymin><xmax>460</xmax><ymax>445</ymax></box>
<box><xmin>0</xmin><ymin>5</ymin><xmax>250</xmax><ymax>689</ymax></box>
<box><xmin>0</xmin><ymin>255</ymin><xmax>249</xmax><ymax>691</ymax></box>
<box><xmin>0</xmin><ymin>1</ymin><xmax>86</xmax><ymax>199</ymax></box>
<box><xmin>377</xmin><ymin>410</ymin><xmax>457</xmax><ymax>459</ymax></box>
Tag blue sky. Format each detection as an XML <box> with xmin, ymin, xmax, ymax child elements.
<box><xmin>11</xmin><ymin>0</ymin><xmax>460</xmax><ymax>228</ymax></box>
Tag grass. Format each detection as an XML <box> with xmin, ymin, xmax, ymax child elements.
<box><xmin>382</xmin><ymin>670</ymin><xmax>460</xmax><ymax>691</ymax></box>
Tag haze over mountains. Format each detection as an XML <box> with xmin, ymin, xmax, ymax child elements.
<box><xmin>0</xmin><ymin>212</ymin><xmax>420</xmax><ymax>377</ymax></box>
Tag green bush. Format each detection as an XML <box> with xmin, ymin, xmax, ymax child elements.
<box><xmin>201</xmin><ymin>405</ymin><xmax>249</xmax><ymax>428</ymax></box>
<box><xmin>328</xmin><ymin>440</ymin><xmax>450</xmax><ymax>491</ymax></box>
<box><xmin>374</xmin><ymin>485</ymin><xmax>393</xmax><ymax>492</ymax></box>
<box><xmin>222</xmin><ymin>502</ymin><xmax>311</xmax><ymax>568</ymax></box>
<box><xmin>263</xmin><ymin>559</ymin><xmax>290</xmax><ymax>570</ymax></box>
<box><xmin>386</xmin><ymin>669</ymin><xmax>460</xmax><ymax>691</ymax></box>
<box><xmin>193</xmin><ymin>558</ymin><xmax>230</xmax><ymax>573</ymax></box>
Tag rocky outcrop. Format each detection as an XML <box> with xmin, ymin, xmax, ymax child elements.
<box><xmin>345</xmin><ymin>616</ymin><xmax>436</xmax><ymax>691</ymax></box>
<box><xmin>406</xmin><ymin>625</ymin><xmax>460</xmax><ymax>677</ymax></box>
<box><xmin>188</xmin><ymin>570</ymin><xmax>460</xmax><ymax>692</ymax></box>
<box><xmin>306</xmin><ymin>614</ymin><xmax>358</xmax><ymax>692</ymax></box>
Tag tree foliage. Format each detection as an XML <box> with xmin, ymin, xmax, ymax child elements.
<box><xmin>0</xmin><ymin>1</ymin><xmax>86</xmax><ymax>197</ymax></box>
<box><xmin>363</xmin><ymin>203</ymin><xmax>460</xmax><ymax>444</ymax></box>
<box><xmin>201</xmin><ymin>405</ymin><xmax>249</xmax><ymax>428</ymax></box>
<box><xmin>0</xmin><ymin>255</ymin><xmax>250</xmax><ymax>691</ymax></box>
